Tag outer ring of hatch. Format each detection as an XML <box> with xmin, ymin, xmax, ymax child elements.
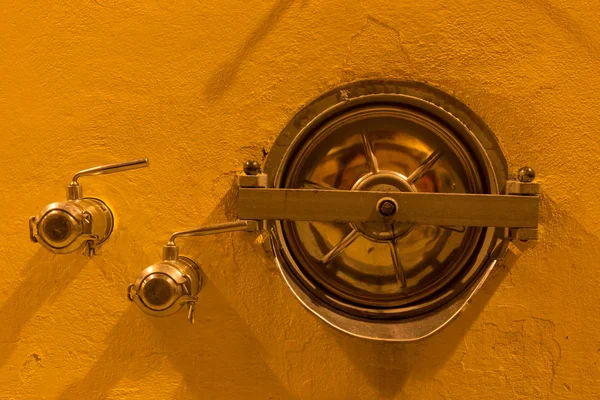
<box><xmin>262</xmin><ymin>80</ymin><xmax>508</xmax><ymax>341</ymax></box>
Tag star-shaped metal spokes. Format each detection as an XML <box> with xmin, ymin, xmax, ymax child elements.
<box><xmin>361</xmin><ymin>129</ymin><xmax>379</xmax><ymax>173</ymax></box>
<box><xmin>315</xmin><ymin>131</ymin><xmax>449</xmax><ymax>290</ymax></box>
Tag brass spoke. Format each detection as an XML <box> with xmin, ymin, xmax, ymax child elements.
<box><xmin>322</xmin><ymin>229</ymin><xmax>360</xmax><ymax>265</ymax></box>
<box><xmin>388</xmin><ymin>240</ymin><xmax>407</xmax><ymax>288</ymax></box>
<box><xmin>407</xmin><ymin>150</ymin><xmax>443</xmax><ymax>184</ymax></box>
<box><xmin>361</xmin><ymin>130</ymin><xmax>379</xmax><ymax>173</ymax></box>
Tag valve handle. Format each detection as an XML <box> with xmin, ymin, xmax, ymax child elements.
<box><xmin>67</xmin><ymin>157</ymin><xmax>149</xmax><ymax>200</ymax></box>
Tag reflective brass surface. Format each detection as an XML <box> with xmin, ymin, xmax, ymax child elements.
<box><xmin>30</xmin><ymin>198</ymin><xmax>114</xmax><ymax>255</ymax></box>
<box><xmin>129</xmin><ymin>258</ymin><xmax>202</xmax><ymax>320</ymax></box>
<box><xmin>37</xmin><ymin>209</ymin><xmax>82</xmax><ymax>248</ymax></box>
<box><xmin>139</xmin><ymin>273</ymin><xmax>181</xmax><ymax>311</ymax></box>
<box><xmin>263</xmin><ymin>80</ymin><xmax>509</xmax><ymax>340</ymax></box>
<box><xmin>31</xmin><ymin>158</ymin><xmax>148</xmax><ymax>255</ymax></box>
<box><xmin>279</xmin><ymin>105</ymin><xmax>486</xmax><ymax>314</ymax></box>
<box><xmin>129</xmin><ymin>221</ymin><xmax>256</xmax><ymax>323</ymax></box>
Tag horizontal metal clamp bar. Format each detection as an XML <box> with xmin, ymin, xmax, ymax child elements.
<box><xmin>238</xmin><ymin>188</ymin><xmax>539</xmax><ymax>228</ymax></box>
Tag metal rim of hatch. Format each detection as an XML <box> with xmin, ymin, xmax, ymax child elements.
<box><xmin>264</xmin><ymin>80</ymin><xmax>508</xmax><ymax>341</ymax></box>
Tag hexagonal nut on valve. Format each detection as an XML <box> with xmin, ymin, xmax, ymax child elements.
<box><xmin>128</xmin><ymin>257</ymin><xmax>202</xmax><ymax>323</ymax></box>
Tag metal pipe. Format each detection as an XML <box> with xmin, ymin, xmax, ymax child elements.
<box><xmin>71</xmin><ymin>158</ymin><xmax>149</xmax><ymax>184</ymax></box>
<box><xmin>168</xmin><ymin>220</ymin><xmax>250</xmax><ymax>245</ymax></box>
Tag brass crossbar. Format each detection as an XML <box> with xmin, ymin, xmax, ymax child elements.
<box><xmin>238</xmin><ymin>188</ymin><xmax>539</xmax><ymax>228</ymax></box>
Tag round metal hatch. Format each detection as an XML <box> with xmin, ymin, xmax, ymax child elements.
<box><xmin>264</xmin><ymin>80</ymin><xmax>509</xmax><ymax>341</ymax></box>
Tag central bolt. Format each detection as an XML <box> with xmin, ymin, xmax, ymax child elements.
<box><xmin>378</xmin><ymin>199</ymin><xmax>397</xmax><ymax>217</ymax></box>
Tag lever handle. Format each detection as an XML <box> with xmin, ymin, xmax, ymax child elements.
<box><xmin>68</xmin><ymin>157</ymin><xmax>149</xmax><ymax>200</ymax></box>
<box><xmin>71</xmin><ymin>157</ymin><xmax>149</xmax><ymax>184</ymax></box>
<box><xmin>31</xmin><ymin>157</ymin><xmax>150</xmax><ymax>255</ymax></box>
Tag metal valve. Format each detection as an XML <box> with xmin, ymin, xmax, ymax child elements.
<box><xmin>29</xmin><ymin>158</ymin><xmax>149</xmax><ymax>256</ymax></box>
<box><xmin>128</xmin><ymin>220</ymin><xmax>257</xmax><ymax>323</ymax></box>
<box><xmin>127</xmin><ymin>255</ymin><xmax>202</xmax><ymax>323</ymax></box>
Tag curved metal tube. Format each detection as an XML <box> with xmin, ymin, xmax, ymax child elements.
<box><xmin>71</xmin><ymin>158</ymin><xmax>149</xmax><ymax>184</ymax></box>
<box><xmin>168</xmin><ymin>220</ymin><xmax>251</xmax><ymax>245</ymax></box>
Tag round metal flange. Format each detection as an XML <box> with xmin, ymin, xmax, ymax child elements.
<box><xmin>37</xmin><ymin>208</ymin><xmax>83</xmax><ymax>249</ymax></box>
<box><xmin>129</xmin><ymin>256</ymin><xmax>202</xmax><ymax>318</ymax></box>
<box><xmin>32</xmin><ymin>197</ymin><xmax>114</xmax><ymax>254</ymax></box>
<box><xmin>139</xmin><ymin>272</ymin><xmax>182</xmax><ymax>311</ymax></box>
<box><xmin>264</xmin><ymin>80</ymin><xmax>508</xmax><ymax>341</ymax></box>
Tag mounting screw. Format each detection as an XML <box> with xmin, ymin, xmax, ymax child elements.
<box><xmin>518</xmin><ymin>166</ymin><xmax>535</xmax><ymax>182</ymax></box>
<box><xmin>243</xmin><ymin>160</ymin><xmax>261</xmax><ymax>175</ymax></box>
<box><xmin>377</xmin><ymin>198</ymin><xmax>397</xmax><ymax>217</ymax></box>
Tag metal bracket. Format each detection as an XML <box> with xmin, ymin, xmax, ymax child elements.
<box><xmin>238</xmin><ymin>187</ymin><xmax>539</xmax><ymax>228</ymax></box>
<box><xmin>504</xmin><ymin>174</ymin><xmax>541</xmax><ymax>240</ymax></box>
<box><xmin>509</xmin><ymin>227</ymin><xmax>539</xmax><ymax>241</ymax></box>
<box><xmin>505</xmin><ymin>180</ymin><xmax>540</xmax><ymax>196</ymax></box>
<box><xmin>28</xmin><ymin>216</ymin><xmax>38</xmax><ymax>243</ymax></box>
<box><xmin>238</xmin><ymin>173</ymin><xmax>268</xmax><ymax>188</ymax></box>
<box><xmin>237</xmin><ymin>170</ymin><xmax>540</xmax><ymax>239</ymax></box>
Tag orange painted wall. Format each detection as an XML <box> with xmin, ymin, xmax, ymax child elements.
<box><xmin>1</xmin><ymin>0</ymin><xmax>599</xmax><ymax>398</ymax></box>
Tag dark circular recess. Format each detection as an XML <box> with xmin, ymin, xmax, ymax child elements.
<box><xmin>43</xmin><ymin>214</ymin><xmax>73</xmax><ymax>242</ymax></box>
<box><xmin>141</xmin><ymin>274</ymin><xmax>178</xmax><ymax>309</ymax></box>
<box><xmin>38</xmin><ymin>209</ymin><xmax>81</xmax><ymax>247</ymax></box>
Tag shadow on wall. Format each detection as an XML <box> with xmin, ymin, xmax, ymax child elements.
<box><xmin>0</xmin><ymin>250</ymin><xmax>90</xmax><ymax>369</ymax></box>
<box><xmin>330</xmin><ymin>189</ymin><xmax>591</xmax><ymax>398</ymax></box>
<box><xmin>202</xmin><ymin>0</ymin><xmax>296</xmax><ymax>101</ymax></box>
<box><xmin>513</xmin><ymin>0</ymin><xmax>600</xmax><ymax>60</ymax></box>
<box><xmin>53</xmin><ymin>178</ymin><xmax>534</xmax><ymax>399</ymax></box>
<box><xmin>329</xmin><ymin>241</ymin><xmax>530</xmax><ymax>399</ymax></box>
<box><xmin>55</xmin><ymin>184</ymin><xmax>298</xmax><ymax>400</ymax></box>
<box><xmin>55</xmin><ymin>277</ymin><xmax>299</xmax><ymax>400</ymax></box>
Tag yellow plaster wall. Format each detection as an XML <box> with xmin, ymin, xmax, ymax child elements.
<box><xmin>1</xmin><ymin>0</ymin><xmax>599</xmax><ymax>398</ymax></box>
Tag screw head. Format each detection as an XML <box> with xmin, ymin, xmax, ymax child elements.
<box><xmin>243</xmin><ymin>160</ymin><xmax>261</xmax><ymax>175</ymax></box>
<box><xmin>518</xmin><ymin>166</ymin><xmax>535</xmax><ymax>182</ymax></box>
<box><xmin>378</xmin><ymin>199</ymin><xmax>397</xmax><ymax>217</ymax></box>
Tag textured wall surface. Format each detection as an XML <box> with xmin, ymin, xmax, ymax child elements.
<box><xmin>1</xmin><ymin>0</ymin><xmax>600</xmax><ymax>399</ymax></box>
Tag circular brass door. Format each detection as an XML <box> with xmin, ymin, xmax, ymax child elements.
<box><xmin>265</xmin><ymin>80</ymin><xmax>508</xmax><ymax>341</ymax></box>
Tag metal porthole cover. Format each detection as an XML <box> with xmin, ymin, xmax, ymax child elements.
<box><xmin>264</xmin><ymin>80</ymin><xmax>510</xmax><ymax>341</ymax></box>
